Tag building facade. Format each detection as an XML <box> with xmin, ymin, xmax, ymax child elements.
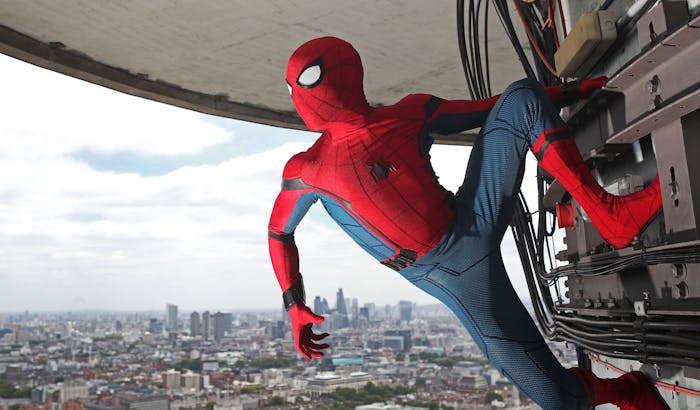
<box><xmin>165</xmin><ymin>304</ymin><xmax>178</xmax><ymax>332</ymax></box>
<box><xmin>190</xmin><ymin>312</ymin><xmax>200</xmax><ymax>337</ymax></box>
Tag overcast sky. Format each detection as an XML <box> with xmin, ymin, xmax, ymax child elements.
<box><xmin>0</xmin><ymin>53</ymin><xmax>549</xmax><ymax>313</ymax></box>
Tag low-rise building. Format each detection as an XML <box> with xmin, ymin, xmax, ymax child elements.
<box><xmin>306</xmin><ymin>372</ymin><xmax>372</xmax><ymax>398</ymax></box>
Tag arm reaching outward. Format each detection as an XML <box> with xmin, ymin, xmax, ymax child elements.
<box><xmin>424</xmin><ymin>76</ymin><xmax>608</xmax><ymax>135</ymax></box>
<box><xmin>268</xmin><ymin>158</ymin><xmax>329</xmax><ymax>360</ymax></box>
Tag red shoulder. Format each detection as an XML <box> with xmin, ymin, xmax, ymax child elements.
<box><xmin>390</xmin><ymin>93</ymin><xmax>442</xmax><ymax>119</ymax></box>
<box><xmin>282</xmin><ymin>153</ymin><xmax>307</xmax><ymax>179</ymax></box>
<box><xmin>396</xmin><ymin>93</ymin><xmax>434</xmax><ymax>108</ymax></box>
<box><xmin>400</xmin><ymin>93</ymin><xmax>434</xmax><ymax>103</ymax></box>
<box><xmin>281</xmin><ymin>134</ymin><xmax>327</xmax><ymax>179</ymax></box>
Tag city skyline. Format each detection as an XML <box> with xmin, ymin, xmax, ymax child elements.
<box><xmin>0</xmin><ymin>294</ymin><xmax>553</xmax><ymax>409</ymax></box>
<box><xmin>0</xmin><ymin>296</ymin><xmax>437</xmax><ymax>315</ymax></box>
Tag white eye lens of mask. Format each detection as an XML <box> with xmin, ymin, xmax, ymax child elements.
<box><xmin>287</xmin><ymin>83</ymin><xmax>292</xmax><ymax>95</ymax></box>
<box><xmin>297</xmin><ymin>64</ymin><xmax>322</xmax><ymax>88</ymax></box>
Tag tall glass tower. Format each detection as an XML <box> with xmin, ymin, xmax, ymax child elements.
<box><xmin>165</xmin><ymin>303</ymin><xmax>179</xmax><ymax>331</ymax></box>
<box><xmin>336</xmin><ymin>288</ymin><xmax>348</xmax><ymax>315</ymax></box>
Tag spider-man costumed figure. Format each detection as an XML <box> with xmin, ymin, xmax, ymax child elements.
<box><xmin>268</xmin><ymin>37</ymin><xmax>666</xmax><ymax>409</ymax></box>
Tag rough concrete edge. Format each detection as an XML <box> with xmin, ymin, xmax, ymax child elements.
<box><xmin>0</xmin><ymin>23</ymin><xmax>307</xmax><ymax>131</ymax></box>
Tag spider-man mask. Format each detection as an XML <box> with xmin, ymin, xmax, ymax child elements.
<box><xmin>286</xmin><ymin>37</ymin><xmax>370</xmax><ymax>131</ymax></box>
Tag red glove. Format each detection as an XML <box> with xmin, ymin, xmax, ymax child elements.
<box><xmin>288</xmin><ymin>304</ymin><xmax>330</xmax><ymax>359</ymax></box>
<box><xmin>579</xmin><ymin>76</ymin><xmax>608</xmax><ymax>98</ymax></box>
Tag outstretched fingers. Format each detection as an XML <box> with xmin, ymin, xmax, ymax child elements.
<box><xmin>302</xmin><ymin>345</ymin><xmax>326</xmax><ymax>359</ymax></box>
<box><xmin>306</xmin><ymin>340</ymin><xmax>330</xmax><ymax>350</ymax></box>
<box><xmin>298</xmin><ymin>325</ymin><xmax>329</xmax><ymax>359</ymax></box>
<box><xmin>309</xmin><ymin>331</ymin><xmax>329</xmax><ymax>341</ymax></box>
<box><xmin>295</xmin><ymin>341</ymin><xmax>311</xmax><ymax>360</ymax></box>
<box><xmin>298</xmin><ymin>341</ymin><xmax>325</xmax><ymax>359</ymax></box>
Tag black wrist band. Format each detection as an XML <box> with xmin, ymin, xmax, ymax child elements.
<box><xmin>282</xmin><ymin>274</ymin><xmax>305</xmax><ymax>310</ymax></box>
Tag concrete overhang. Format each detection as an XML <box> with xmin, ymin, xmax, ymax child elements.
<box><xmin>0</xmin><ymin>1</ymin><xmax>526</xmax><ymax>139</ymax></box>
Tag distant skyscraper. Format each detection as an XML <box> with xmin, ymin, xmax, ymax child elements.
<box><xmin>165</xmin><ymin>304</ymin><xmax>178</xmax><ymax>332</ymax></box>
<box><xmin>202</xmin><ymin>311</ymin><xmax>210</xmax><ymax>341</ymax></box>
<box><xmin>314</xmin><ymin>296</ymin><xmax>324</xmax><ymax>314</ymax></box>
<box><xmin>363</xmin><ymin>303</ymin><xmax>376</xmax><ymax>320</ymax></box>
<box><xmin>385</xmin><ymin>329</ymin><xmax>412</xmax><ymax>351</ymax></box>
<box><xmin>399</xmin><ymin>300</ymin><xmax>413</xmax><ymax>322</ymax></box>
<box><xmin>351</xmin><ymin>298</ymin><xmax>359</xmax><ymax>325</ymax></box>
<box><xmin>274</xmin><ymin>321</ymin><xmax>286</xmax><ymax>340</ymax></box>
<box><xmin>223</xmin><ymin>313</ymin><xmax>233</xmax><ymax>333</ymax></box>
<box><xmin>148</xmin><ymin>318</ymin><xmax>163</xmax><ymax>334</ymax></box>
<box><xmin>190</xmin><ymin>312</ymin><xmax>201</xmax><ymax>337</ymax></box>
<box><xmin>281</xmin><ymin>303</ymin><xmax>288</xmax><ymax>322</ymax></box>
<box><xmin>115</xmin><ymin>320</ymin><xmax>123</xmax><ymax>332</ymax></box>
<box><xmin>168</xmin><ymin>331</ymin><xmax>177</xmax><ymax>347</ymax></box>
<box><xmin>336</xmin><ymin>288</ymin><xmax>348</xmax><ymax>315</ymax></box>
<box><xmin>213</xmin><ymin>312</ymin><xmax>226</xmax><ymax>342</ymax></box>
<box><xmin>359</xmin><ymin>307</ymin><xmax>370</xmax><ymax>321</ymax></box>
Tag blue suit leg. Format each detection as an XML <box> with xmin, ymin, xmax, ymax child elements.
<box><xmin>401</xmin><ymin>78</ymin><xmax>589</xmax><ymax>409</ymax></box>
<box><xmin>456</xmin><ymin>77</ymin><xmax>566</xmax><ymax>243</ymax></box>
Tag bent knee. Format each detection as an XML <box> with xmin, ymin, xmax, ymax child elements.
<box><xmin>501</xmin><ymin>78</ymin><xmax>548</xmax><ymax>103</ymax></box>
<box><xmin>505</xmin><ymin>77</ymin><xmax>544</xmax><ymax>93</ymax></box>
<box><xmin>498</xmin><ymin>78</ymin><xmax>549</xmax><ymax>115</ymax></box>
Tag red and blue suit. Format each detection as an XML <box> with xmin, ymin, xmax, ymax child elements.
<box><xmin>268</xmin><ymin>37</ymin><xmax>664</xmax><ymax>409</ymax></box>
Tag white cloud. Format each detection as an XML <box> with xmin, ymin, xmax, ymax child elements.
<box><xmin>0</xmin><ymin>54</ymin><xmax>545</xmax><ymax>312</ymax></box>
<box><xmin>0</xmin><ymin>54</ymin><xmax>231</xmax><ymax>158</ymax></box>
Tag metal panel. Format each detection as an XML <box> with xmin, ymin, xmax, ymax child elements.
<box><xmin>653</xmin><ymin>111</ymin><xmax>700</xmax><ymax>242</ymax></box>
<box><xmin>565</xmin><ymin>262</ymin><xmax>700</xmax><ymax>309</ymax></box>
<box><xmin>637</xmin><ymin>0</ymin><xmax>690</xmax><ymax>50</ymax></box>
<box><xmin>605</xmin><ymin>13</ymin><xmax>700</xmax><ymax>144</ymax></box>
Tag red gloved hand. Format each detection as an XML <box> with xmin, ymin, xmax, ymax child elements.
<box><xmin>579</xmin><ymin>76</ymin><xmax>608</xmax><ymax>98</ymax></box>
<box><xmin>288</xmin><ymin>303</ymin><xmax>330</xmax><ymax>359</ymax></box>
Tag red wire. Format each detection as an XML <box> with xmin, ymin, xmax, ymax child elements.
<box><xmin>588</xmin><ymin>354</ymin><xmax>700</xmax><ymax>398</ymax></box>
<box><xmin>545</xmin><ymin>0</ymin><xmax>560</xmax><ymax>49</ymax></box>
<box><xmin>513</xmin><ymin>0</ymin><xmax>559</xmax><ymax>76</ymax></box>
<box><xmin>557</xmin><ymin>0</ymin><xmax>567</xmax><ymax>38</ymax></box>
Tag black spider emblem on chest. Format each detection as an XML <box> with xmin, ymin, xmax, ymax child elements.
<box><xmin>366</xmin><ymin>159</ymin><xmax>397</xmax><ymax>183</ymax></box>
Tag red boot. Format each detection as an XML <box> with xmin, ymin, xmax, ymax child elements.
<box><xmin>532</xmin><ymin>127</ymin><xmax>662</xmax><ymax>249</ymax></box>
<box><xmin>571</xmin><ymin>368</ymin><xmax>668</xmax><ymax>409</ymax></box>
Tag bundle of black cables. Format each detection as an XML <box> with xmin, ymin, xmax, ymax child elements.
<box><xmin>457</xmin><ymin>0</ymin><xmax>539</xmax><ymax>100</ymax></box>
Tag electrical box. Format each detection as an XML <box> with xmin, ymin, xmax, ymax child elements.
<box><xmin>554</xmin><ymin>10</ymin><xmax>617</xmax><ymax>78</ymax></box>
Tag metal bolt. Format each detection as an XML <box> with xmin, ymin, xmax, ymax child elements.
<box><xmin>668</xmin><ymin>180</ymin><xmax>679</xmax><ymax>201</ymax></box>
